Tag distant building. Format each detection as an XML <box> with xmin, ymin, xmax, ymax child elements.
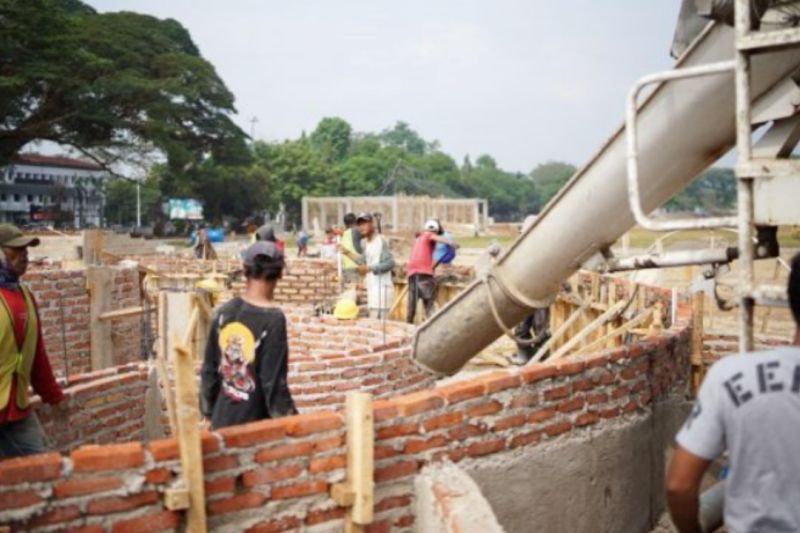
<box><xmin>0</xmin><ymin>153</ymin><xmax>110</xmax><ymax>228</ymax></box>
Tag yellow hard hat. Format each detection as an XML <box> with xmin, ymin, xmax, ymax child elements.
<box><xmin>333</xmin><ymin>298</ymin><xmax>359</xmax><ymax>320</ymax></box>
<box><xmin>196</xmin><ymin>278</ymin><xmax>222</xmax><ymax>292</ymax></box>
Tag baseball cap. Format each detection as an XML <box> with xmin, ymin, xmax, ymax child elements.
<box><xmin>424</xmin><ymin>219</ymin><xmax>440</xmax><ymax>232</ymax></box>
<box><xmin>242</xmin><ymin>240</ymin><xmax>283</xmax><ymax>267</ymax></box>
<box><xmin>356</xmin><ymin>212</ymin><xmax>373</xmax><ymax>223</ymax></box>
<box><xmin>256</xmin><ymin>223</ymin><xmax>276</xmax><ymax>242</ymax></box>
<box><xmin>0</xmin><ymin>224</ymin><xmax>40</xmax><ymax>249</ymax></box>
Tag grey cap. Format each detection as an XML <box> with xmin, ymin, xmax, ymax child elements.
<box><xmin>356</xmin><ymin>212</ymin><xmax>373</xmax><ymax>223</ymax></box>
<box><xmin>256</xmin><ymin>223</ymin><xmax>276</xmax><ymax>242</ymax></box>
<box><xmin>243</xmin><ymin>241</ymin><xmax>283</xmax><ymax>266</ymax></box>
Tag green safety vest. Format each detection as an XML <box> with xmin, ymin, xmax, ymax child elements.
<box><xmin>341</xmin><ymin>228</ymin><xmax>357</xmax><ymax>270</ymax></box>
<box><xmin>0</xmin><ymin>286</ymin><xmax>38</xmax><ymax>411</ymax></box>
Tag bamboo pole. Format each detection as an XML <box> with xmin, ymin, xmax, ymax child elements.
<box><xmin>549</xmin><ymin>301</ymin><xmax>627</xmax><ymax>361</ymax></box>
<box><xmin>155</xmin><ymin>292</ymin><xmax>177</xmax><ymax>436</ymax></box>
<box><xmin>530</xmin><ymin>301</ymin><xmax>591</xmax><ymax>363</ymax></box>
<box><xmin>97</xmin><ymin>306</ymin><xmax>146</xmax><ymax>321</ymax></box>
<box><xmin>691</xmin><ymin>291</ymin><xmax>705</xmax><ymax>397</ymax></box>
<box><xmin>574</xmin><ymin>308</ymin><xmax>654</xmax><ymax>357</ymax></box>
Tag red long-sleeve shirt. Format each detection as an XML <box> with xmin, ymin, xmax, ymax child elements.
<box><xmin>0</xmin><ymin>286</ymin><xmax>64</xmax><ymax>423</ymax></box>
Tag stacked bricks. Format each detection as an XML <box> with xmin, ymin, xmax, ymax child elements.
<box><xmin>703</xmin><ymin>332</ymin><xmax>789</xmax><ymax>366</ymax></box>
<box><xmin>25</xmin><ymin>266</ymin><xmax>144</xmax><ymax>379</ymax></box>
<box><xmin>2</xmin><ymin>306</ymin><xmax>693</xmax><ymax>532</ymax></box>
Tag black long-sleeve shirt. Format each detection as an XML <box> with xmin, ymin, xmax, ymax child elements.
<box><xmin>201</xmin><ymin>297</ymin><xmax>297</xmax><ymax>429</ymax></box>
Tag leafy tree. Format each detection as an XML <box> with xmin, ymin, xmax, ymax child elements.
<box><xmin>666</xmin><ymin>167</ymin><xmax>736</xmax><ymax>212</ymax></box>
<box><xmin>0</xmin><ymin>0</ymin><xmax>248</xmax><ymax>170</ymax></box>
<box><xmin>104</xmin><ymin>177</ymin><xmax>162</xmax><ymax>226</ymax></box>
<box><xmin>530</xmin><ymin>161</ymin><xmax>576</xmax><ymax>206</ymax></box>
<box><xmin>309</xmin><ymin>117</ymin><xmax>352</xmax><ymax>163</ymax></box>
<box><xmin>379</xmin><ymin>121</ymin><xmax>436</xmax><ymax>155</ymax></box>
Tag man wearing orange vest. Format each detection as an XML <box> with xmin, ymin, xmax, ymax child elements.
<box><xmin>0</xmin><ymin>224</ymin><xmax>64</xmax><ymax>458</ymax></box>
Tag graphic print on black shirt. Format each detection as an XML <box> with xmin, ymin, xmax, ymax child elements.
<box><xmin>218</xmin><ymin>321</ymin><xmax>263</xmax><ymax>402</ymax></box>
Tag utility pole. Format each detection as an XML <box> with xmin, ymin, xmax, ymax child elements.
<box><xmin>249</xmin><ymin>116</ymin><xmax>259</xmax><ymax>141</ymax></box>
<box><xmin>136</xmin><ymin>180</ymin><xmax>142</xmax><ymax>228</ymax></box>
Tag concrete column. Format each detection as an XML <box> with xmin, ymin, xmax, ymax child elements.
<box><xmin>337</xmin><ymin>201</ymin><xmax>344</xmax><ymax>227</ymax></box>
<box><xmin>473</xmin><ymin>202</ymin><xmax>480</xmax><ymax>235</ymax></box>
<box><xmin>320</xmin><ymin>202</ymin><xmax>328</xmax><ymax>231</ymax></box>
<box><xmin>483</xmin><ymin>200</ymin><xmax>490</xmax><ymax>227</ymax></box>
<box><xmin>301</xmin><ymin>197</ymin><xmax>309</xmax><ymax>232</ymax></box>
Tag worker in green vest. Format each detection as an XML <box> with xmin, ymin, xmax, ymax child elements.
<box><xmin>339</xmin><ymin>213</ymin><xmax>363</xmax><ymax>290</ymax></box>
<box><xmin>0</xmin><ymin>225</ymin><xmax>65</xmax><ymax>458</ymax></box>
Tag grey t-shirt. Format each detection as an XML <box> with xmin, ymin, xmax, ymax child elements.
<box><xmin>677</xmin><ymin>347</ymin><xmax>800</xmax><ymax>533</ymax></box>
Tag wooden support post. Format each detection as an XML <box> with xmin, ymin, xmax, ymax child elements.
<box><xmin>531</xmin><ymin>301</ymin><xmax>591</xmax><ymax>363</ymax></box>
<box><xmin>606</xmin><ymin>280</ymin><xmax>620</xmax><ymax>348</ymax></box>
<box><xmin>331</xmin><ymin>392</ymin><xmax>374</xmax><ymax>532</ymax></box>
<box><xmin>575</xmin><ymin>309</ymin><xmax>655</xmax><ymax>357</ymax></box>
<box><xmin>549</xmin><ymin>301</ymin><xmax>626</xmax><ymax>361</ymax></box>
<box><xmin>156</xmin><ymin>292</ymin><xmax>177</xmax><ymax>436</ymax></box>
<box><xmin>691</xmin><ymin>291</ymin><xmax>705</xmax><ymax>397</ymax></box>
<box><xmin>87</xmin><ymin>266</ymin><xmax>113</xmax><ymax>371</ymax></box>
<box><xmin>97</xmin><ymin>306</ymin><xmax>146</xmax><ymax>321</ymax></box>
<box><xmin>173</xmin><ymin>339</ymin><xmax>207</xmax><ymax>532</ymax></box>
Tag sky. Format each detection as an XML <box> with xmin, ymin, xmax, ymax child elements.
<box><xmin>86</xmin><ymin>1</ymin><xmax>683</xmax><ymax>174</ymax></box>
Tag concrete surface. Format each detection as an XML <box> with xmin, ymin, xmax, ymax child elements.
<box><xmin>466</xmin><ymin>399</ymin><xmax>690</xmax><ymax>533</ymax></box>
<box><xmin>415</xmin><ymin>462</ymin><xmax>505</xmax><ymax>533</ymax></box>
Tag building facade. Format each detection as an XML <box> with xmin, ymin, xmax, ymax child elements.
<box><xmin>0</xmin><ymin>153</ymin><xmax>110</xmax><ymax>228</ymax></box>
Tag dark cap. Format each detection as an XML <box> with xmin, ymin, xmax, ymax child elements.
<box><xmin>242</xmin><ymin>241</ymin><xmax>283</xmax><ymax>266</ymax></box>
<box><xmin>356</xmin><ymin>212</ymin><xmax>373</xmax><ymax>223</ymax></box>
<box><xmin>0</xmin><ymin>224</ymin><xmax>40</xmax><ymax>249</ymax></box>
<box><xmin>256</xmin><ymin>223</ymin><xmax>276</xmax><ymax>242</ymax></box>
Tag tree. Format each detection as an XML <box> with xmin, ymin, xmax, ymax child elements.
<box><xmin>0</xmin><ymin>0</ymin><xmax>248</xmax><ymax>170</ymax></box>
<box><xmin>530</xmin><ymin>161</ymin><xmax>576</xmax><ymax>206</ymax></box>
<box><xmin>309</xmin><ymin>117</ymin><xmax>352</xmax><ymax>163</ymax></box>
<box><xmin>379</xmin><ymin>121</ymin><xmax>436</xmax><ymax>155</ymax></box>
<box><xmin>104</xmin><ymin>177</ymin><xmax>161</xmax><ymax>226</ymax></box>
<box><xmin>666</xmin><ymin>167</ymin><xmax>736</xmax><ymax>212</ymax></box>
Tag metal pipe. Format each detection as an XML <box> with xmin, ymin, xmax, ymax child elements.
<box><xmin>413</xmin><ymin>22</ymin><xmax>800</xmax><ymax>375</ymax></box>
<box><xmin>626</xmin><ymin>60</ymin><xmax>739</xmax><ymax>231</ymax></box>
<box><xmin>606</xmin><ymin>247</ymin><xmax>737</xmax><ymax>272</ymax></box>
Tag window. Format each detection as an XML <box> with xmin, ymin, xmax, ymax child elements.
<box><xmin>1</xmin><ymin>194</ymin><xmax>6</xmax><ymax>201</ymax></box>
<box><xmin>13</xmin><ymin>194</ymin><xmax>20</xmax><ymax>202</ymax></box>
<box><xmin>27</xmin><ymin>195</ymin><xmax>33</xmax><ymax>202</ymax></box>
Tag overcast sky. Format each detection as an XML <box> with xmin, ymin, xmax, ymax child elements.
<box><xmin>86</xmin><ymin>1</ymin><xmax>683</xmax><ymax>173</ymax></box>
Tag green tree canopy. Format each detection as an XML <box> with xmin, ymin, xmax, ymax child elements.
<box><xmin>309</xmin><ymin>117</ymin><xmax>352</xmax><ymax>163</ymax></box>
<box><xmin>529</xmin><ymin>161</ymin><xmax>576</xmax><ymax>206</ymax></box>
<box><xmin>0</xmin><ymin>0</ymin><xmax>248</xmax><ymax>170</ymax></box>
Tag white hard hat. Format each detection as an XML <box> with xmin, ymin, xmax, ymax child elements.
<box><xmin>424</xmin><ymin>219</ymin><xmax>440</xmax><ymax>232</ymax></box>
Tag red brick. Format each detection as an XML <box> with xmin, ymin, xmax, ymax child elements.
<box><xmin>543</xmin><ymin>384</ymin><xmax>570</xmax><ymax>401</ymax></box>
<box><xmin>376</xmin><ymin>422</ymin><xmax>419</xmax><ymax>440</ymax></box>
<box><xmin>88</xmin><ymin>491</ymin><xmax>158</xmax><ymax>515</ymax></box>
<box><xmin>438</xmin><ymin>381</ymin><xmax>486</xmax><ymax>404</ymax></box>
<box><xmin>375</xmin><ymin>445</ymin><xmax>397</xmax><ymax>459</ymax></box>
<box><xmin>394</xmin><ymin>391</ymin><xmax>444</xmax><ymax>416</ymax></box>
<box><xmin>599</xmin><ymin>407</ymin><xmax>621</xmax><ymax>419</ymax></box>
<box><xmin>572</xmin><ymin>378</ymin><xmax>595</xmax><ymax>392</ymax></box>
<box><xmin>53</xmin><ymin>477</ymin><xmax>123</xmax><ymax>499</ymax></box>
<box><xmin>544</xmin><ymin>421</ymin><xmax>572</xmax><ymax>438</ymax></box>
<box><xmin>528</xmin><ymin>408</ymin><xmax>557</xmax><ymax>424</ymax></box>
<box><xmin>309</xmin><ymin>455</ymin><xmax>346</xmax><ymax>473</ymax></box>
<box><xmin>466</xmin><ymin>439</ymin><xmax>505</xmax><ymax>457</ymax></box>
<box><xmin>71</xmin><ymin>442</ymin><xmax>144</xmax><ymax>472</ymax></box>
<box><xmin>28</xmin><ymin>505</ymin><xmax>80</xmax><ymax>527</ymax></box>
<box><xmin>493</xmin><ymin>414</ymin><xmax>527</xmax><ymax>431</ymax></box>
<box><xmin>576</xmin><ymin>412</ymin><xmax>600</xmax><ymax>427</ymax></box>
<box><xmin>467</xmin><ymin>400</ymin><xmax>503</xmax><ymax>417</ymax></box>
<box><xmin>520</xmin><ymin>364</ymin><xmax>557</xmax><ymax>384</ymax></box>
<box><xmin>64</xmin><ymin>526</ymin><xmax>107</xmax><ymax>533</ymax></box>
<box><xmin>587</xmin><ymin>392</ymin><xmax>609</xmax><ymax>405</ymax></box>
<box><xmin>203</xmin><ymin>454</ymin><xmax>238</xmax><ymax>473</ymax></box>
<box><xmin>242</xmin><ymin>464</ymin><xmax>303</xmax><ymax>487</ymax></box>
<box><xmin>314</xmin><ymin>434</ymin><xmax>343</xmax><ymax>452</ymax></box>
<box><xmin>246</xmin><ymin>516</ymin><xmax>303</xmax><ymax>533</ymax></box>
<box><xmin>555</xmin><ymin>360</ymin><xmax>586</xmax><ymax>376</ymax></box>
<box><xmin>0</xmin><ymin>452</ymin><xmax>61</xmax><ymax>484</ymax></box>
<box><xmin>272</xmin><ymin>480</ymin><xmax>328</xmax><ymax>500</ymax></box>
<box><xmin>208</xmin><ymin>492</ymin><xmax>267</xmax><ymax>515</ymax></box>
<box><xmin>510</xmin><ymin>392</ymin><xmax>538</xmax><ymax>409</ymax></box>
<box><xmin>205</xmin><ymin>476</ymin><xmax>236</xmax><ymax>495</ymax></box>
<box><xmin>622</xmin><ymin>401</ymin><xmax>639</xmax><ymax>414</ymax></box>
<box><xmin>148</xmin><ymin>438</ymin><xmax>179</xmax><ymax>461</ymax></box>
<box><xmin>448</xmin><ymin>423</ymin><xmax>487</xmax><ymax>441</ymax></box>
<box><xmin>374</xmin><ymin>460</ymin><xmax>419</xmax><ymax>482</ymax></box>
<box><xmin>375</xmin><ymin>495</ymin><xmax>412</xmax><ymax>512</ymax></box>
<box><xmin>423</xmin><ymin>412</ymin><xmax>463</xmax><ymax>432</ymax></box>
<box><xmin>372</xmin><ymin>400</ymin><xmax>398</xmax><ymax>421</ymax></box>
<box><xmin>558</xmin><ymin>397</ymin><xmax>585</xmax><ymax>413</ymax></box>
<box><xmin>481</xmin><ymin>371</ymin><xmax>522</xmax><ymax>393</ymax></box>
<box><xmin>365</xmin><ymin>520</ymin><xmax>391</xmax><ymax>533</ymax></box>
<box><xmin>510</xmin><ymin>430</ymin><xmax>542</xmax><ymax>449</ymax></box>
<box><xmin>404</xmin><ymin>436</ymin><xmax>448</xmax><ymax>454</ymax></box>
<box><xmin>145</xmin><ymin>468</ymin><xmax>173</xmax><ymax>485</ymax></box>
<box><xmin>219</xmin><ymin>418</ymin><xmax>287</xmax><ymax>448</ymax></box>
<box><xmin>306</xmin><ymin>507</ymin><xmax>345</xmax><ymax>525</ymax></box>
<box><xmin>255</xmin><ymin>442</ymin><xmax>314</xmax><ymax>463</ymax></box>
<box><xmin>287</xmin><ymin>412</ymin><xmax>343</xmax><ymax>436</ymax></box>
<box><xmin>395</xmin><ymin>515</ymin><xmax>415</xmax><ymax>528</ymax></box>
<box><xmin>586</xmin><ymin>354</ymin><xmax>611</xmax><ymax>368</ymax></box>
<box><xmin>111</xmin><ymin>510</ymin><xmax>179</xmax><ymax>533</ymax></box>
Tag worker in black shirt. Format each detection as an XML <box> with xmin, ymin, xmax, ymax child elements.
<box><xmin>201</xmin><ymin>240</ymin><xmax>297</xmax><ymax>429</ymax></box>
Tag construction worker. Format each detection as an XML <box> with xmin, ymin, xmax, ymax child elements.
<box><xmin>666</xmin><ymin>252</ymin><xmax>800</xmax><ymax>533</ymax></box>
<box><xmin>201</xmin><ymin>241</ymin><xmax>297</xmax><ymax>429</ymax></box>
<box><xmin>256</xmin><ymin>223</ymin><xmax>286</xmax><ymax>254</ymax></box>
<box><xmin>0</xmin><ymin>224</ymin><xmax>65</xmax><ymax>457</ymax></box>
<box><xmin>340</xmin><ymin>213</ymin><xmax>363</xmax><ymax>289</ymax></box>
<box><xmin>406</xmin><ymin>219</ymin><xmax>458</xmax><ymax>324</ymax></box>
<box><xmin>340</xmin><ymin>213</ymin><xmax>395</xmax><ymax>319</ymax></box>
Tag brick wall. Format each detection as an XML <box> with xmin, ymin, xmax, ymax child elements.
<box><xmin>24</xmin><ymin>267</ymin><xmax>144</xmax><ymax>378</ymax></box>
<box><xmin>702</xmin><ymin>332</ymin><xmax>789</xmax><ymax>366</ymax></box>
<box><xmin>1</xmin><ymin>304</ymin><xmax>693</xmax><ymax>532</ymax></box>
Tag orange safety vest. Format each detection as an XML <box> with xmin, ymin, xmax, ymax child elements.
<box><xmin>0</xmin><ymin>286</ymin><xmax>38</xmax><ymax>410</ymax></box>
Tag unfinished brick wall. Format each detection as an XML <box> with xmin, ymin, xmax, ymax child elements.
<box><xmin>24</xmin><ymin>266</ymin><xmax>144</xmax><ymax>378</ymax></box>
<box><xmin>702</xmin><ymin>332</ymin><xmax>789</xmax><ymax>366</ymax></box>
<box><xmin>2</xmin><ymin>303</ymin><xmax>693</xmax><ymax>532</ymax></box>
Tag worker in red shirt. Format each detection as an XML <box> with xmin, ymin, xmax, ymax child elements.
<box><xmin>406</xmin><ymin>219</ymin><xmax>458</xmax><ymax>324</ymax></box>
<box><xmin>0</xmin><ymin>224</ymin><xmax>64</xmax><ymax>458</ymax></box>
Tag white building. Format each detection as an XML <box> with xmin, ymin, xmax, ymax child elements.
<box><xmin>0</xmin><ymin>153</ymin><xmax>110</xmax><ymax>228</ymax></box>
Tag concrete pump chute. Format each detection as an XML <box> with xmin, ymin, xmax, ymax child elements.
<box><xmin>413</xmin><ymin>20</ymin><xmax>800</xmax><ymax>375</ymax></box>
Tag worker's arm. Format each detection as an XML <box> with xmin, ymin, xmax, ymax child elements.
<box><xmin>258</xmin><ymin>312</ymin><xmax>298</xmax><ymax>417</ymax></box>
<box><xmin>666</xmin><ymin>445</ymin><xmax>712</xmax><ymax>533</ymax></box>
<box><xmin>200</xmin><ymin>314</ymin><xmax>222</xmax><ymax>418</ymax></box>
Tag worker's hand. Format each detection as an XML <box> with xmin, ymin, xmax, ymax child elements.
<box><xmin>51</xmin><ymin>398</ymin><xmax>70</xmax><ymax>417</ymax></box>
<box><xmin>357</xmin><ymin>264</ymin><xmax>369</xmax><ymax>275</ymax></box>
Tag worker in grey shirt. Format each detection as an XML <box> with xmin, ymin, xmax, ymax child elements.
<box><xmin>666</xmin><ymin>252</ymin><xmax>800</xmax><ymax>533</ymax></box>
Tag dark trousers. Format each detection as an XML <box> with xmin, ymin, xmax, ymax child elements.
<box><xmin>406</xmin><ymin>274</ymin><xmax>436</xmax><ymax>324</ymax></box>
<box><xmin>0</xmin><ymin>413</ymin><xmax>49</xmax><ymax>458</ymax></box>
<box><xmin>515</xmin><ymin>307</ymin><xmax>551</xmax><ymax>361</ymax></box>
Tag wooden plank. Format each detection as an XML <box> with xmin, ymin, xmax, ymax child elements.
<box><xmin>182</xmin><ymin>298</ymin><xmax>200</xmax><ymax>360</ymax></box>
<box><xmin>156</xmin><ymin>291</ymin><xmax>177</xmax><ymax>436</ymax></box>
<box><xmin>574</xmin><ymin>309</ymin><xmax>654</xmax><ymax>356</ymax></box>
<box><xmin>164</xmin><ymin>487</ymin><xmax>190</xmax><ymax>510</ymax></box>
<box><xmin>549</xmin><ymin>301</ymin><xmax>627</xmax><ymax>361</ymax></box>
<box><xmin>606</xmin><ymin>279</ymin><xmax>620</xmax><ymax>348</ymax></box>
<box><xmin>346</xmin><ymin>392</ymin><xmax>374</xmax><ymax>526</ymax></box>
<box><xmin>87</xmin><ymin>266</ymin><xmax>113</xmax><ymax>370</ymax></box>
<box><xmin>173</xmin><ymin>339</ymin><xmax>207</xmax><ymax>532</ymax></box>
<box><xmin>97</xmin><ymin>306</ymin><xmax>145</xmax><ymax>321</ymax></box>
<box><xmin>531</xmin><ymin>301</ymin><xmax>591</xmax><ymax>363</ymax></box>
<box><xmin>691</xmin><ymin>291</ymin><xmax>705</xmax><ymax>398</ymax></box>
